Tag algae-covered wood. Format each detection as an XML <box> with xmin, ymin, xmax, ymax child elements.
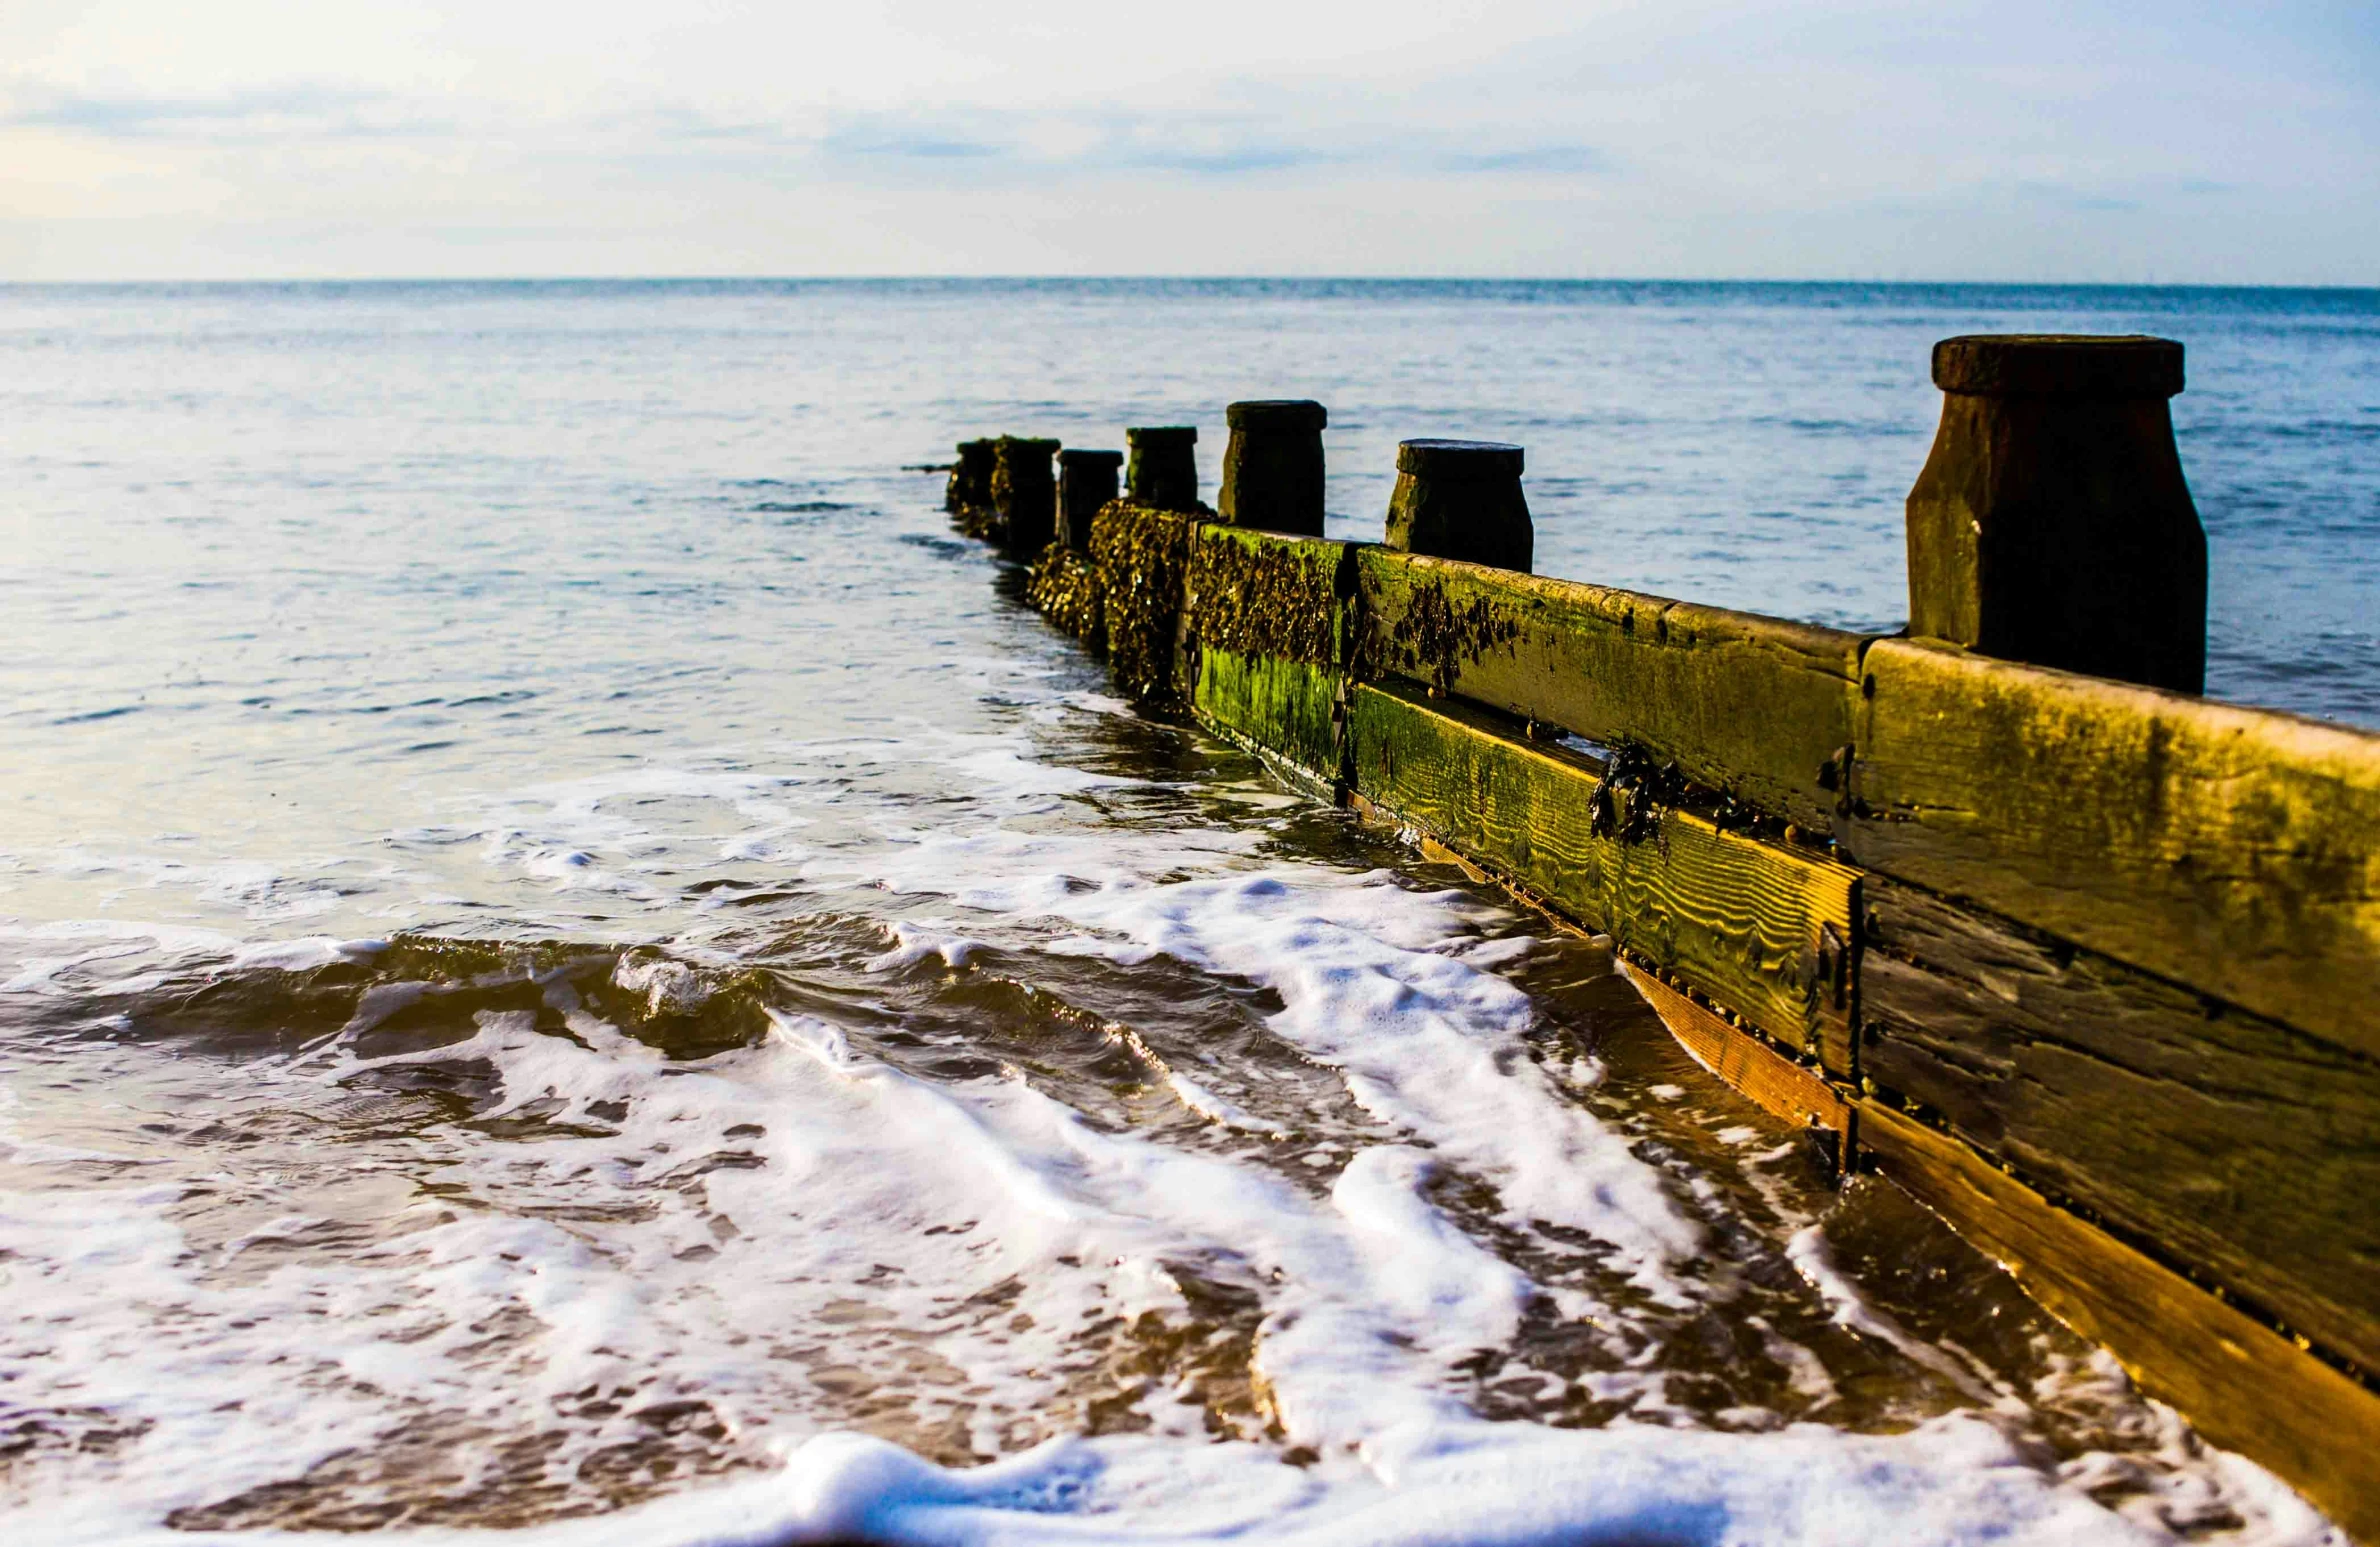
<box><xmin>1861</xmin><ymin>1102</ymin><xmax>2380</xmax><ymax>1544</ymax></box>
<box><xmin>1087</xmin><ymin>501</ymin><xmax>1196</xmax><ymax>702</ymax></box>
<box><xmin>1182</xmin><ymin>526</ymin><xmax>1357</xmax><ymax>779</ymax></box>
<box><xmin>1183</xmin><ymin>524</ymin><xmax>1350</xmax><ymax>671</ymax></box>
<box><xmin>1194</xmin><ymin>647</ymin><xmax>1343</xmax><ymax>781</ymax></box>
<box><xmin>1354</xmin><ymin>549</ymin><xmax>1866</xmax><ymax>829</ymax></box>
<box><xmin>1863</xmin><ymin>874</ymin><xmax>2380</xmax><ymax>1375</ymax></box>
<box><xmin>1346</xmin><ymin>679</ymin><xmax>1858</xmax><ymax>1067</ymax></box>
<box><xmin>1843</xmin><ymin>638</ymin><xmax>2380</xmax><ymax>1058</ymax></box>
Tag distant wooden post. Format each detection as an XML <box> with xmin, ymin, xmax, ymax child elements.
<box><xmin>1385</xmin><ymin>439</ymin><xmax>1532</xmax><ymax>573</ymax></box>
<box><xmin>992</xmin><ymin>436</ymin><xmax>1061</xmax><ymax>552</ymax></box>
<box><xmin>1126</xmin><ymin>426</ymin><xmax>1199</xmax><ymax>511</ymax></box>
<box><xmin>1906</xmin><ymin>335</ymin><xmax>2206</xmax><ymax>694</ymax></box>
<box><xmin>947</xmin><ymin>438</ymin><xmax>995</xmax><ymax>516</ymax></box>
<box><xmin>1057</xmin><ymin>448</ymin><xmax>1123</xmax><ymax>551</ymax></box>
<box><xmin>1219</xmin><ymin>400</ymin><xmax>1327</xmax><ymax>536</ymax></box>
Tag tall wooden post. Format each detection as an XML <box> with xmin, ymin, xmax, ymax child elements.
<box><xmin>1906</xmin><ymin>335</ymin><xmax>2206</xmax><ymax>694</ymax></box>
<box><xmin>1219</xmin><ymin>400</ymin><xmax>1327</xmax><ymax>536</ymax></box>
<box><xmin>1126</xmin><ymin>426</ymin><xmax>1199</xmax><ymax>511</ymax></box>
<box><xmin>1056</xmin><ymin>448</ymin><xmax>1123</xmax><ymax>551</ymax></box>
<box><xmin>1385</xmin><ymin>439</ymin><xmax>1532</xmax><ymax>573</ymax></box>
<box><xmin>947</xmin><ymin>438</ymin><xmax>995</xmax><ymax>517</ymax></box>
<box><xmin>992</xmin><ymin>436</ymin><xmax>1061</xmax><ymax>553</ymax></box>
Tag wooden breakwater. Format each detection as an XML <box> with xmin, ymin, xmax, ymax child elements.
<box><xmin>943</xmin><ymin>337</ymin><xmax>2380</xmax><ymax>1538</ymax></box>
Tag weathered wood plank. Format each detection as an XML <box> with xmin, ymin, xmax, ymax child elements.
<box><xmin>1354</xmin><ymin>548</ymin><xmax>1867</xmax><ymax>830</ymax></box>
<box><xmin>1843</xmin><ymin>638</ymin><xmax>2380</xmax><ymax>1059</ymax></box>
<box><xmin>1193</xmin><ymin>647</ymin><xmax>1343</xmax><ymax>781</ymax></box>
<box><xmin>1182</xmin><ymin>523</ymin><xmax>1349</xmax><ymax>671</ymax></box>
<box><xmin>1861</xmin><ymin>1101</ymin><xmax>2380</xmax><ymax>1544</ymax></box>
<box><xmin>1346</xmin><ymin>679</ymin><xmax>1859</xmax><ymax>1069</ymax></box>
<box><xmin>1180</xmin><ymin>525</ymin><xmax>1356</xmax><ymax>786</ymax></box>
<box><xmin>1624</xmin><ymin>963</ymin><xmax>1852</xmax><ymax>1150</ymax></box>
<box><xmin>1862</xmin><ymin>873</ymin><xmax>2380</xmax><ymax>1376</ymax></box>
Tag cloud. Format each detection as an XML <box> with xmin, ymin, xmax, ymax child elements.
<box><xmin>4</xmin><ymin>82</ymin><xmax>447</xmax><ymax>141</ymax></box>
<box><xmin>1439</xmin><ymin>145</ymin><xmax>1610</xmax><ymax>176</ymax></box>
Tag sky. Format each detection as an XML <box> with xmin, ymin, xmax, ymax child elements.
<box><xmin>1</xmin><ymin>0</ymin><xmax>2374</xmax><ymax>284</ymax></box>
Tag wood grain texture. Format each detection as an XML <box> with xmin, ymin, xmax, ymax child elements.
<box><xmin>1347</xmin><ymin>679</ymin><xmax>1858</xmax><ymax>1067</ymax></box>
<box><xmin>1193</xmin><ymin>646</ymin><xmax>1344</xmax><ymax>782</ymax></box>
<box><xmin>1843</xmin><ymin>638</ymin><xmax>2380</xmax><ymax>1059</ymax></box>
<box><xmin>1862</xmin><ymin>873</ymin><xmax>2380</xmax><ymax>1376</ymax></box>
<box><xmin>1861</xmin><ymin>1102</ymin><xmax>2380</xmax><ymax>1544</ymax></box>
<box><xmin>1624</xmin><ymin>963</ymin><xmax>1851</xmax><ymax>1145</ymax></box>
<box><xmin>1355</xmin><ymin>548</ymin><xmax>1868</xmax><ymax>829</ymax></box>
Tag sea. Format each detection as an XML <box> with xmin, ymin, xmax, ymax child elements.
<box><xmin>2</xmin><ymin>279</ymin><xmax>2374</xmax><ymax>1546</ymax></box>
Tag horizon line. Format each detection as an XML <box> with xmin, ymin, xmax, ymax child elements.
<box><xmin>4</xmin><ymin>274</ymin><xmax>2377</xmax><ymax>294</ymax></box>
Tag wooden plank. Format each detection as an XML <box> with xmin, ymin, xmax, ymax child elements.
<box><xmin>1843</xmin><ymin>638</ymin><xmax>2380</xmax><ymax>1059</ymax></box>
<box><xmin>1623</xmin><ymin>963</ymin><xmax>1852</xmax><ymax>1151</ymax></box>
<box><xmin>1354</xmin><ymin>548</ymin><xmax>1868</xmax><ymax>830</ymax></box>
<box><xmin>1193</xmin><ymin>647</ymin><xmax>1344</xmax><ymax>782</ymax></box>
<box><xmin>1862</xmin><ymin>874</ymin><xmax>2380</xmax><ymax>1376</ymax></box>
<box><xmin>1346</xmin><ymin>679</ymin><xmax>1859</xmax><ymax>1070</ymax></box>
<box><xmin>1182</xmin><ymin>526</ymin><xmax>1355</xmax><ymax>781</ymax></box>
<box><xmin>1860</xmin><ymin>1101</ymin><xmax>2380</xmax><ymax>1544</ymax></box>
<box><xmin>1183</xmin><ymin>524</ymin><xmax>1350</xmax><ymax>672</ymax></box>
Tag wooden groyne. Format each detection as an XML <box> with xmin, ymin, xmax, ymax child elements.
<box><xmin>944</xmin><ymin>337</ymin><xmax>2380</xmax><ymax>1538</ymax></box>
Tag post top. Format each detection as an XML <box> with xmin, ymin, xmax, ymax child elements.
<box><xmin>1058</xmin><ymin>448</ymin><xmax>1124</xmax><ymax>467</ymax></box>
<box><xmin>1397</xmin><ymin>439</ymin><xmax>1524</xmax><ymax>477</ymax></box>
<box><xmin>1226</xmin><ymin>399</ymin><xmax>1328</xmax><ymax>431</ymax></box>
<box><xmin>1126</xmin><ymin>425</ymin><xmax>1197</xmax><ymax>444</ymax></box>
<box><xmin>995</xmin><ymin>435</ymin><xmax>1062</xmax><ymax>453</ymax></box>
<box><xmin>1932</xmin><ymin>335</ymin><xmax>2184</xmax><ymax>398</ymax></box>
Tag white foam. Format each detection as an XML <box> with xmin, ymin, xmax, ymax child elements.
<box><xmin>0</xmin><ymin>730</ymin><xmax>2343</xmax><ymax>1545</ymax></box>
<box><xmin>846</xmin><ymin>826</ymin><xmax>1703</xmax><ymax>1298</ymax></box>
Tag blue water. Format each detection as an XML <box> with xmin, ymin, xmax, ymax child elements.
<box><xmin>0</xmin><ymin>280</ymin><xmax>2367</xmax><ymax>1544</ymax></box>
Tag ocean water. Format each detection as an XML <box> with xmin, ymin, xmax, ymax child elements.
<box><xmin>1</xmin><ymin>280</ymin><xmax>2372</xmax><ymax>1546</ymax></box>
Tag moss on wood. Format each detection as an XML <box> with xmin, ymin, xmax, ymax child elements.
<box><xmin>1355</xmin><ymin>549</ymin><xmax>1867</xmax><ymax>831</ymax></box>
<box><xmin>1346</xmin><ymin>678</ymin><xmax>1858</xmax><ymax>1062</ymax></box>
<box><xmin>1845</xmin><ymin>638</ymin><xmax>2380</xmax><ymax>1060</ymax></box>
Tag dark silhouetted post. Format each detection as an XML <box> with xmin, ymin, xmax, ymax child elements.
<box><xmin>1906</xmin><ymin>335</ymin><xmax>2205</xmax><ymax>694</ymax></box>
<box><xmin>992</xmin><ymin>436</ymin><xmax>1061</xmax><ymax>552</ymax></box>
<box><xmin>1219</xmin><ymin>400</ymin><xmax>1327</xmax><ymax>535</ymax></box>
<box><xmin>1385</xmin><ymin>439</ymin><xmax>1532</xmax><ymax>573</ymax></box>
<box><xmin>1056</xmin><ymin>448</ymin><xmax>1123</xmax><ymax>551</ymax></box>
<box><xmin>947</xmin><ymin>438</ymin><xmax>995</xmax><ymax>517</ymax></box>
<box><xmin>1126</xmin><ymin>426</ymin><xmax>1200</xmax><ymax>511</ymax></box>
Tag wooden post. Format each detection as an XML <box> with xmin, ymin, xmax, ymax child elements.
<box><xmin>991</xmin><ymin>436</ymin><xmax>1060</xmax><ymax>552</ymax></box>
<box><xmin>1219</xmin><ymin>399</ymin><xmax>1327</xmax><ymax>536</ymax></box>
<box><xmin>1057</xmin><ymin>448</ymin><xmax>1123</xmax><ymax>551</ymax></box>
<box><xmin>947</xmin><ymin>438</ymin><xmax>995</xmax><ymax>516</ymax></box>
<box><xmin>1385</xmin><ymin>439</ymin><xmax>1532</xmax><ymax>573</ymax></box>
<box><xmin>1905</xmin><ymin>335</ymin><xmax>2206</xmax><ymax>694</ymax></box>
<box><xmin>1126</xmin><ymin>426</ymin><xmax>1200</xmax><ymax>511</ymax></box>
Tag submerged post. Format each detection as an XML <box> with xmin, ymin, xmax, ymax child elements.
<box><xmin>1126</xmin><ymin>426</ymin><xmax>1200</xmax><ymax>511</ymax></box>
<box><xmin>1057</xmin><ymin>448</ymin><xmax>1123</xmax><ymax>551</ymax></box>
<box><xmin>1219</xmin><ymin>400</ymin><xmax>1327</xmax><ymax>536</ymax></box>
<box><xmin>1905</xmin><ymin>335</ymin><xmax>2206</xmax><ymax>694</ymax></box>
<box><xmin>992</xmin><ymin>436</ymin><xmax>1061</xmax><ymax>552</ymax></box>
<box><xmin>1385</xmin><ymin>439</ymin><xmax>1533</xmax><ymax>573</ymax></box>
<box><xmin>947</xmin><ymin>438</ymin><xmax>995</xmax><ymax>517</ymax></box>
